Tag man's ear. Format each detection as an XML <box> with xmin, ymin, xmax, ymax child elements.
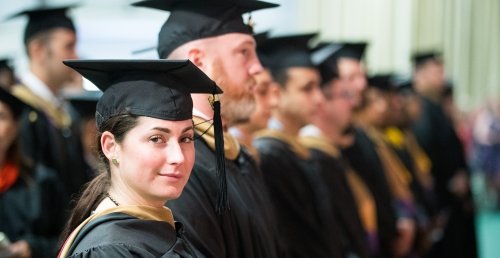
<box><xmin>101</xmin><ymin>131</ymin><xmax>119</xmax><ymax>162</ymax></box>
<box><xmin>27</xmin><ymin>38</ymin><xmax>48</xmax><ymax>62</ymax></box>
<box><xmin>187</xmin><ymin>48</ymin><xmax>204</xmax><ymax>68</ymax></box>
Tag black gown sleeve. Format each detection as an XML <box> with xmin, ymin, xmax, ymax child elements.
<box><xmin>25</xmin><ymin>164</ymin><xmax>66</xmax><ymax>258</ymax></box>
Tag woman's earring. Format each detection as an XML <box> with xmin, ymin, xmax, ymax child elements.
<box><xmin>112</xmin><ymin>157</ymin><xmax>119</xmax><ymax>166</ymax></box>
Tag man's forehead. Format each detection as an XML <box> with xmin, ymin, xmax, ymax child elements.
<box><xmin>216</xmin><ymin>33</ymin><xmax>256</xmax><ymax>46</ymax></box>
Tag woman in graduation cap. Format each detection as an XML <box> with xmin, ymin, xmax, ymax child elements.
<box><xmin>58</xmin><ymin>59</ymin><xmax>222</xmax><ymax>258</ymax></box>
<box><xmin>0</xmin><ymin>87</ymin><xmax>66</xmax><ymax>258</ymax></box>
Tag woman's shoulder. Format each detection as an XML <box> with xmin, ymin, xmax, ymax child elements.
<box><xmin>68</xmin><ymin>212</ymin><xmax>179</xmax><ymax>256</ymax></box>
<box><xmin>67</xmin><ymin>243</ymin><xmax>157</xmax><ymax>258</ymax></box>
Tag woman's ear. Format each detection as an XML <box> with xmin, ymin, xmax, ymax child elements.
<box><xmin>101</xmin><ymin>131</ymin><xmax>119</xmax><ymax>162</ymax></box>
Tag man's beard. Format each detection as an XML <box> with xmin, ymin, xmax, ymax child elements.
<box><xmin>212</xmin><ymin>59</ymin><xmax>256</xmax><ymax>127</ymax></box>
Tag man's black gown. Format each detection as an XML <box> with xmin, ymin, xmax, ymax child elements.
<box><xmin>301</xmin><ymin>135</ymin><xmax>372</xmax><ymax>258</ymax></box>
<box><xmin>167</xmin><ymin>134</ymin><xmax>283</xmax><ymax>258</ymax></box>
<box><xmin>412</xmin><ymin>96</ymin><xmax>477</xmax><ymax>258</ymax></box>
<box><xmin>255</xmin><ymin>131</ymin><xmax>344</xmax><ymax>258</ymax></box>
<box><xmin>13</xmin><ymin>85</ymin><xmax>90</xmax><ymax>206</ymax></box>
<box><xmin>342</xmin><ymin>127</ymin><xmax>398</xmax><ymax>257</ymax></box>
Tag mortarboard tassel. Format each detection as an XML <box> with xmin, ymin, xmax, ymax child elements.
<box><xmin>212</xmin><ymin>95</ymin><xmax>229</xmax><ymax>214</ymax></box>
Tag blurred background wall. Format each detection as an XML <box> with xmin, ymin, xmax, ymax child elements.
<box><xmin>0</xmin><ymin>0</ymin><xmax>499</xmax><ymax>110</ymax></box>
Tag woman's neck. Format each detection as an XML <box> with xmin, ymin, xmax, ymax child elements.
<box><xmin>107</xmin><ymin>184</ymin><xmax>165</xmax><ymax>209</ymax></box>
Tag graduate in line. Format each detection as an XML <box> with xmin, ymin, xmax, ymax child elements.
<box><xmin>254</xmin><ymin>33</ymin><xmax>344</xmax><ymax>257</ymax></box>
<box><xmin>10</xmin><ymin>5</ymin><xmax>89</xmax><ymax>208</ymax></box>
<box><xmin>133</xmin><ymin>0</ymin><xmax>285</xmax><ymax>257</ymax></box>
<box><xmin>0</xmin><ymin>87</ymin><xmax>65</xmax><ymax>258</ymax></box>
<box><xmin>58</xmin><ymin>59</ymin><xmax>222</xmax><ymax>257</ymax></box>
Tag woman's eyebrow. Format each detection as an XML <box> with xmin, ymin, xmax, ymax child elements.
<box><xmin>151</xmin><ymin>126</ymin><xmax>194</xmax><ymax>133</ymax></box>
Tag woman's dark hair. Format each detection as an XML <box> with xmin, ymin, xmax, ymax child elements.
<box><xmin>59</xmin><ymin>113</ymin><xmax>138</xmax><ymax>245</ymax></box>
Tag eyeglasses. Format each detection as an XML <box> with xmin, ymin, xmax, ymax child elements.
<box><xmin>328</xmin><ymin>90</ymin><xmax>354</xmax><ymax>101</ymax></box>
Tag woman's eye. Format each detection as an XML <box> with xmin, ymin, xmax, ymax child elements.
<box><xmin>150</xmin><ymin>135</ymin><xmax>166</xmax><ymax>144</ymax></box>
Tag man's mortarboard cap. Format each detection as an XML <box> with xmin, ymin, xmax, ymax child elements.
<box><xmin>368</xmin><ymin>74</ymin><xmax>395</xmax><ymax>92</ymax></box>
<box><xmin>65</xmin><ymin>90</ymin><xmax>103</xmax><ymax>119</ymax></box>
<box><xmin>132</xmin><ymin>0</ymin><xmax>279</xmax><ymax>58</ymax></box>
<box><xmin>0</xmin><ymin>87</ymin><xmax>29</xmax><ymax>119</ymax></box>
<box><xmin>390</xmin><ymin>75</ymin><xmax>414</xmax><ymax>94</ymax></box>
<box><xmin>257</xmin><ymin>33</ymin><xmax>318</xmax><ymax>71</ymax></box>
<box><xmin>311</xmin><ymin>42</ymin><xmax>343</xmax><ymax>85</ymax></box>
<box><xmin>11</xmin><ymin>5</ymin><xmax>76</xmax><ymax>45</ymax></box>
<box><xmin>63</xmin><ymin>59</ymin><xmax>222</xmax><ymax>129</ymax></box>
<box><xmin>333</xmin><ymin>42</ymin><xmax>367</xmax><ymax>62</ymax></box>
<box><xmin>131</xmin><ymin>30</ymin><xmax>271</xmax><ymax>57</ymax></box>
<box><xmin>411</xmin><ymin>51</ymin><xmax>442</xmax><ymax>67</ymax></box>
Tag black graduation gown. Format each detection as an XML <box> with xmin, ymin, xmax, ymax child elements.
<box><xmin>412</xmin><ymin>96</ymin><xmax>477</xmax><ymax>258</ymax></box>
<box><xmin>0</xmin><ymin>164</ymin><xmax>65</xmax><ymax>258</ymax></box>
<box><xmin>308</xmin><ymin>147</ymin><xmax>371</xmax><ymax>258</ymax></box>
<box><xmin>66</xmin><ymin>212</ymin><xmax>194</xmax><ymax>257</ymax></box>
<box><xmin>254</xmin><ymin>136</ymin><xmax>343</xmax><ymax>258</ymax></box>
<box><xmin>390</xmin><ymin>143</ymin><xmax>438</xmax><ymax>219</ymax></box>
<box><xmin>342</xmin><ymin>127</ymin><xmax>398</xmax><ymax>258</ymax></box>
<box><xmin>14</xmin><ymin>86</ymin><xmax>89</xmax><ymax>206</ymax></box>
<box><xmin>167</xmin><ymin>138</ymin><xmax>283</xmax><ymax>258</ymax></box>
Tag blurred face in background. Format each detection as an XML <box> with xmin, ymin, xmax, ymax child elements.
<box><xmin>277</xmin><ymin>67</ymin><xmax>323</xmax><ymax>128</ymax></box>
<box><xmin>0</xmin><ymin>102</ymin><xmax>18</xmax><ymax>158</ymax></box>
<box><xmin>415</xmin><ymin>59</ymin><xmax>446</xmax><ymax>94</ymax></box>
<box><xmin>246</xmin><ymin>69</ymin><xmax>280</xmax><ymax>132</ymax></box>
<box><xmin>322</xmin><ymin>78</ymin><xmax>354</xmax><ymax>131</ymax></box>
<box><xmin>29</xmin><ymin>28</ymin><xmax>78</xmax><ymax>91</ymax></box>
<box><xmin>386</xmin><ymin>91</ymin><xmax>404</xmax><ymax>127</ymax></box>
<box><xmin>360</xmin><ymin>87</ymin><xmax>389</xmax><ymax>128</ymax></box>
<box><xmin>401</xmin><ymin>91</ymin><xmax>422</xmax><ymax>126</ymax></box>
<box><xmin>0</xmin><ymin>68</ymin><xmax>16</xmax><ymax>90</ymax></box>
<box><xmin>337</xmin><ymin>58</ymin><xmax>367</xmax><ymax>108</ymax></box>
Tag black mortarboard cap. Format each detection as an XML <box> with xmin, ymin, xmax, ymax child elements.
<box><xmin>368</xmin><ymin>74</ymin><xmax>395</xmax><ymax>92</ymax></box>
<box><xmin>0</xmin><ymin>59</ymin><xmax>14</xmax><ymax>72</ymax></box>
<box><xmin>257</xmin><ymin>33</ymin><xmax>318</xmax><ymax>72</ymax></box>
<box><xmin>131</xmin><ymin>30</ymin><xmax>271</xmax><ymax>57</ymax></box>
<box><xmin>254</xmin><ymin>30</ymin><xmax>271</xmax><ymax>67</ymax></box>
<box><xmin>334</xmin><ymin>42</ymin><xmax>367</xmax><ymax>61</ymax></box>
<box><xmin>65</xmin><ymin>90</ymin><xmax>103</xmax><ymax>119</ymax></box>
<box><xmin>311</xmin><ymin>42</ymin><xmax>343</xmax><ymax>85</ymax></box>
<box><xmin>411</xmin><ymin>51</ymin><xmax>442</xmax><ymax>67</ymax></box>
<box><xmin>132</xmin><ymin>0</ymin><xmax>279</xmax><ymax>58</ymax></box>
<box><xmin>0</xmin><ymin>87</ymin><xmax>29</xmax><ymax>119</ymax></box>
<box><xmin>390</xmin><ymin>75</ymin><xmax>414</xmax><ymax>94</ymax></box>
<box><xmin>63</xmin><ymin>59</ymin><xmax>222</xmax><ymax>129</ymax></box>
<box><xmin>11</xmin><ymin>5</ymin><xmax>76</xmax><ymax>45</ymax></box>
